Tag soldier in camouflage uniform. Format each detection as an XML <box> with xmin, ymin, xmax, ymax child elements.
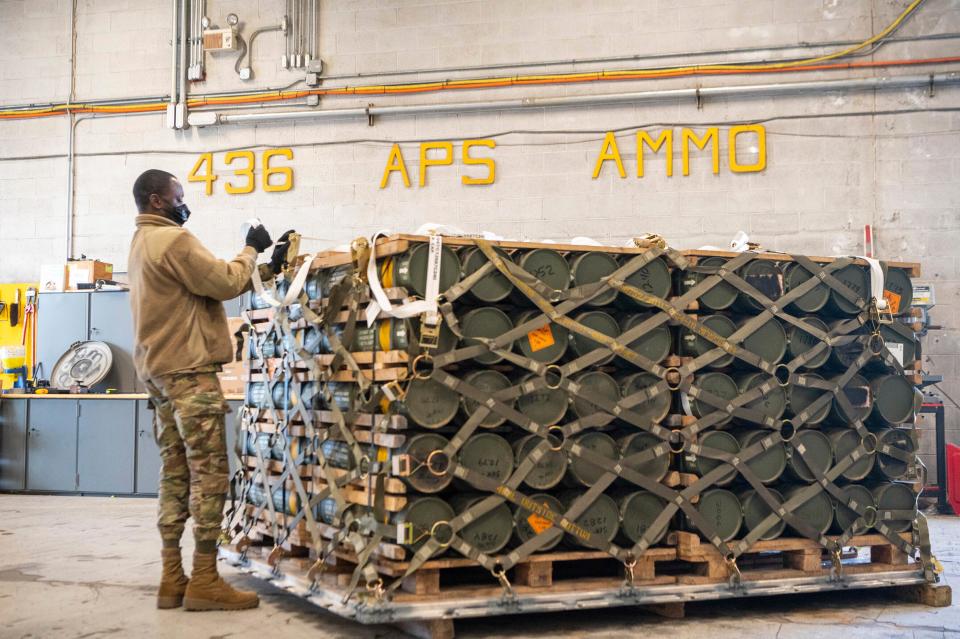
<box><xmin>128</xmin><ymin>169</ymin><xmax>291</xmax><ymax>611</ymax></box>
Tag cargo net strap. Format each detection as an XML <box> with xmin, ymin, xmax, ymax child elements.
<box><xmin>225</xmin><ymin>234</ymin><xmax>937</xmax><ymax>605</ymax></box>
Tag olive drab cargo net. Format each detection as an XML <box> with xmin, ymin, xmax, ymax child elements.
<box><xmin>222</xmin><ymin>233</ymin><xmax>939</xmax><ymax>604</ymax></box>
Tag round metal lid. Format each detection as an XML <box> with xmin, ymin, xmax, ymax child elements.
<box><xmin>829</xmin><ymin>264</ymin><xmax>869</xmax><ymax>315</ymax></box>
<box><xmin>461</xmin><ymin>369</ymin><xmax>513</xmax><ymax>428</ymax></box>
<box><xmin>737</xmin><ymin>260</ymin><xmax>784</xmax><ymax>312</ymax></box>
<box><xmin>871</xmin><ymin>374</ymin><xmax>916</xmax><ymax>426</ymax></box>
<box><xmin>740</xmin><ymin>488</ymin><xmax>786</xmax><ymax>540</ymax></box>
<box><xmin>513</xmin><ymin>493</ymin><xmax>563</xmax><ymax>551</ymax></box>
<box><xmin>619</xmin><ymin>491</ymin><xmax>668</xmax><ymax>545</ymax></box>
<box><xmin>686</xmin><ymin>256</ymin><xmax>738</xmax><ymax>311</ymax></box>
<box><xmin>394</xmin><ymin>243</ymin><xmax>462</xmax><ymax>298</ymax></box>
<box><xmin>872</xmin><ymin>482</ymin><xmax>916</xmax><ymax>532</ymax></box>
<box><xmin>882</xmin><ymin>266</ymin><xmax>912</xmax><ymax>315</ymax></box>
<box><xmin>827</xmin><ymin>427</ymin><xmax>875</xmax><ymax>481</ymax></box>
<box><xmin>562</xmin><ymin>491</ymin><xmax>620</xmax><ymax>545</ymax></box>
<box><xmin>785</xmin><ymin>316</ymin><xmax>831</xmax><ymax>369</ymax></box>
<box><xmin>570</xmin><ymin>251</ymin><xmax>619</xmax><ymax>306</ymax></box>
<box><xmin>833</xmin><ymin>484</ymin><xmax>875</xmax><ymax>535</ymax></box>
<box><xmin>875</xmin><ymin>428</ymin><xmax>916</xmax><ymax>480</ymax></box>
<box><xmin>690</xmin><ymin>371</ymin><xmax>738</xmax><ymax>424</ymax></box>
<box><xmin>784</xmin><ymin>487</ymin><xmax>834</xmax><ymax>535</ymax></box>
<box><xmin>619</xmin><ymin>315</ymin><xmax>672</xmax><ymax>365</ymax></box>
<box><xmin>696</xmin><ymin>489</ymin><xmax>742</xmax><ymax>541</ymax></box>
<box><xmin>621</xmin><ymin>256</ymin><xmax>672</xmax><ymax>308</ymax></box>
<box><xmin>618</xmin><ymin>371</ymin><xmax>672</xmax><ymax>424</ymax></box>
<box><xmin>515</xmin><ymin>248</ymin><xmax>570</xmax><ymax>292</ymax></box>
<box><xmin>51</xmin><ymin>340</ymin><xmax>113</xmax><ymax>389</ymax></box>
<box><xmin>736</xmin><ymin>429</ymin><xmax>786</xmax><ymax>484</ymax></box>
<box><xmin>740</xmin><ymin>316</ymin><xmax>787</xmax><ymax>366</ymax></box>
<box><xmin>619</xmin><ymin>431</ymin><xmax>670</xmax><ymax>481</ymax></box>
<box><xmin>783</xmin><ymin>262</ymin><xmax>830</xmax><ymax>313</ymax></box>
<box><xmin>567</xmin><ymin>431</ymin><xmax>618</xmax><ymax>486</ymax></box>
<box><xmin>453</xmin><ymin>498</ymin><xmax>513</xmax><ymax>554</ymax></box>
<box><xmin>570</xmin><ymin>370</ymin><xmax>620</xmax><ymax>419</ymax></box>
<box><xmin>460</xmin><ymin>306</ymin><xmax>515</xmax><ymax>364</ymax></box>
<box><xmin>402</xmin><ymin>433</ymin><xmax>453</xmax><ymax>493</ymax></box>
<box><xmin>786</xmin><ymin>373</ymin><xmax>830</xmax><ymax>425</ymax></box>
<box><xmin>396</xmin><ymin>497</ymin><xmax>456</xmax><ymax>553</ymax></box>
<box><xmin>516</xmin><ymin>373</ymin><xmax>568</xmax><ymax>425</ymax></box>
<box><xmin>461</xmin><ymin>246</ymin><xmax>513</xmax><ymax>303</ymax></box>
<box><xmin>404</xmin><ymin>378</ymin><xmax>459</xmax><ymax>429</ymax></box>
<box><xmin>787</xmin><ymin>429</ymin><xmax>833</xmax><ymax>482</ymax></box>
<box><xmin>457</xmin><ymin>433</ymin><xmax>514</xmax><ymax>483</ymax></box>
<box><xmin>736</xmin><ymin>372</ymin><xmax>787</xmax><ymax>423</ymax></box>
<box><xmin>690</xmin><ymin>430</ymin><xmax>740</xmax><ymax>485</ymax></box>
<box><xmin>683</xmin><ymin>314</ymin><xmax>736</xmax><ymax>368</ymax></box>
<box><xmin>514</xmin><ymin>434</ymin><xmax>567</xmax><ymax>490</ymax></box>
<box><xmin>569</xmin><ymin>310</ymin><xmax>619</xmax><ymax>364</ymax></box>
<box><xmin>516</xmin><ymin>310</ymin><xmax>568</xmax><ymax>364</ymax></box>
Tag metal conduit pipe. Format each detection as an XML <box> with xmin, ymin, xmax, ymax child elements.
<box><xmin>168</xmin><ymin>0</ymin><xmax>179</xmax><ymax>127</ymax></box>
<box><xmin>211</xmin><ymin>71</ymin><xmax>960</xmax><ymax>126</ymax></box>
<box><xmin>177</xmin><ymin>0</ymin><xmax>189</xmax><ymax>128</ymax></box>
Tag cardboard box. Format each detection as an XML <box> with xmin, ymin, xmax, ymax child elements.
<box><xmin>218</xmin><ymin>360</ymin><xmax>248</xmax><ymax>395</ymax></box>
<box><xmin>39</xmin><ymin>264</ymin><xmax>68</xmax><ymax>292</ymax></box>
<box><xmin>66</xmin><ymin>260</ymin><xmax>113</xmax><ymax>289</ymax></box>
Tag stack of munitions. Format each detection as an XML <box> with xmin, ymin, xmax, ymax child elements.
<box><xmin>227</xmin><ymin>233</ymin><xmax>933</xmax><ymax>597</ymax></box>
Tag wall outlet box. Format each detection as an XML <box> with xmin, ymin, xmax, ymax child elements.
<box><xmin>203</xmin><ymin>28</ymin><xmax>237</xmax><ymax>51</ymax></box>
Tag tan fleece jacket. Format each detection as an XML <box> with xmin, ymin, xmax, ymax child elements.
<box><xmin>128</xmin><ymin>214</ymin><xmax>263</xmax><ymax>380</ymax></box>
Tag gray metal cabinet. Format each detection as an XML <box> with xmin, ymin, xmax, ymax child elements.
<box><xmin>36</xmin><ymin>293</ymin><xmax>88</xmax><ymax>382</ymax></box>
<box><xmin>26</xmin><ymin>399</ymin><xmax>78</xmax><ymax>491</ymax></box>
<box><xmin>77</xmin><ymin>400</ymin><xmax>135</xmax><ymax>493</ymax></box>
<box><xmin>135</xmin><ymin>400</ymin><xmax>160</xmax><ymax>495</ymax></box>
<box><xmin>89</xmin><ymin>292</ymin><xmax>140</xmax><ymax>393</ymax></box>
<box><xmin>0</xmin><ymin>399</ymin><xmax>28</xmax><ymax>490</ymax></box>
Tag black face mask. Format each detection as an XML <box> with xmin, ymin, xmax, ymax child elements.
<box><xmin>163</xmin><ymin>200</ymin><xmax>191</xmax><ymax>225</ymax></box>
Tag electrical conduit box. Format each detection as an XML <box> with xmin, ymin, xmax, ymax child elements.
<box><xmin>203</xmin><ymin>28</ymin><xmax>237</xmax><ymax>51</ymax></box>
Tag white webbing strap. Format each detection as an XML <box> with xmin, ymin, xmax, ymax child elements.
<box><xmin>859</xmin><ymin>256</ymin><xmax>887</xmax><ymax>310</ymax></box>
<box><xmin>364</xmin><ymin>230</ymin><xmax>441</xmax><ymax>327</ymax></box>
<box><xmin>250</xmin><ymin>252</ymin><xmax>314</xmax><ymax>308</ymax></box>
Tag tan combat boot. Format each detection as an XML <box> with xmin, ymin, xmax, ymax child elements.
<box><xmin>182</xmin><ymin>551</ymin><xmax>260</xmax><ymax>611</ymax></box>
<box><xmin>157</xmin><ymin>547</ymin><xmax>190</xmax><ymax>609</ymax></box>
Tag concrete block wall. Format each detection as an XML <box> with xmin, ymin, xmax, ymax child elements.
<box><xmin>0</xmin><ymin>0</ymin><xmax>958</xmax><ymax>465</ymax></box>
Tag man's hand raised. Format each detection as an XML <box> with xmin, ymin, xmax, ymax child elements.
<box><xmin>245</xmin><ymin>224</ymin><xmax>273</xmax><ymax>253</ymax></box>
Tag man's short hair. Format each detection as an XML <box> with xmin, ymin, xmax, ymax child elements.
<box><xmin>133</xmin><ymin>169</ymin><xmax>176</xmax><ymax>213</ymax></box>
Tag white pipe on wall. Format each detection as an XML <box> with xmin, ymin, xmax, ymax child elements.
<box><xmin>211</xmin><ymin>71</ymin><xmax>960</xmax><ymax>125</ymax></box>
<box><xmin>167</xmin><ymin>0</ymin><xmax>179</xmax><ymax>128</ymax></box>
<box><xmin>176</xmin><ymin>0</ymin><xmax>189</xmax><ymax>128</ymax></box>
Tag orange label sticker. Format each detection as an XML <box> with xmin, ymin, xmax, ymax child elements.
<box><xmin>527</xmin><ymin>324</ymin><xmax>555</xmax><ymax>352</ymax></box>
<box><xmin>883</xmin><ymin>290</ymin><xmax>902</xmax><ymax>314</ymax></box>
<box><xmin>527</xmin><ymin>512</ymin><xmax>552</xmax><ymax>535</ymax></box>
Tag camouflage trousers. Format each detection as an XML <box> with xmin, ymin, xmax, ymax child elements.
<box><xmin>144</xmin><ymin>367</ymin><xmax>229</xmax><ymax>549</ymax></box>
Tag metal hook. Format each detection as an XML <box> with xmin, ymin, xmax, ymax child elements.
<box><xmin>491</xmin><ymin>564</ymin><xmax>515</xmax><ymax>600</ymax></box>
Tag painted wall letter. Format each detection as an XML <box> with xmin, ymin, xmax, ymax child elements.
<box><xmin>728</xmin><ymin>124</ymin><xmax>767</xmax><ymax>173</ymax></box>
<box><xmin>462</xmin><ymin>139</ymin><xmax>496</xmax><ymax>185</ymax></box>
<box><xmin>592</xmin><ymin>132</ymin><xmax>626</xmax><ymax>179</ymax></box>
<box><xmin>419</xmin><ymin>141</ymin><xmax>454</xmax><ymax>187</ymax></box>
<box><xmin>681</xmin><ymin>127</ymin><xmax>719</xmax><ymax>176</ymax></box>
<box><xmin>637</xmin><ymin>130</ymin><xmax>673</xmax><ymax>177</ymax></box>
<box><xmin>380</xmin><ymin>144</ymin><xmax>411</xmax><ymax>188</ymax></box>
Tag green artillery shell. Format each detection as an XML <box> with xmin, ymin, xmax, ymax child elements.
<box><xmin>400</xmin><ymin>432</ymin><xmax>453</xmax><ymax>493</ymax></box>
<box><xmin>393</xmin><ymin>496</ymin><xmax>456</xmax><ymax>554</ymax></box>
<box><xmin>318</xmin><ymin>265</ymin><xmax>351</xmax><ymax>297</ymax></box>
<box><xmin>512</xmin><ymin>493</ymin><xmax>563</xmax><ymax>551</ymax></box>
<box><xmin>245</xmin><ymin>381</ymin><xmax>270</xmax><ymax>408</ymax></box>
<box><xmin>460</xmin><ymin>246</ymin><xmax>514</xmax><ymax>303</ymax></box>
<box><xmin>270</xmin><ymin>380</ymin><xmax>300</xmax><ymax>410</ymax></box>
<box><xmin>457</xmin><ymin>432</ymin><xmax>515</xmax><ymax>485</ymax></box>
<box><xmin>516</xmin><ymin>310</ymin><xmax>569</xmax><ymax>364</ymax></box>
<box><xmin>826</xmin><ymin>263</ymin><xmax>869</xmax><ymax>316</ymax></box>
<box><xmin>569</xmin><ymin>310</ymin><xmax>620</xmax><ymax>365</ymax></box>
<box><xmin>783</xmin><ymin>485</ymin><xmax>833</xmax><ymax>535</ymax></box>
<box><xmin>560</xmin><ymin>490</ymin><xmax>620</xmax><ymax>547</ymax></box>
<box><xmin>275</xmin><ymin>279</ymin><xmax>302</xmax><ymax>321</ymax></box>
<box><xmin>513</xmin><ymin>434</ymin><xmax>567</xmax><ymax>490</ymax></box>
<box><xmin>784</xmin><ymin>316</ymin><xmax>831</xmax><ymax>369</ymax></box>
<box><xmin>251</xmin><ymin>331</ymin><xmax>279</xmax><ymax>359</ymax></box>
<box><xmin>304</xmin><ymin>269</ymin><xmax>325</xmax><ymax>300</ymax></box>
<box><xmin>828</xmin><ymin>373</ymin><xmax>872</xmax><ymax>424</ymax></box>
<box><xmin>782</xmin><ymin>261</ymin><xmax>830</xmax><ymax>313</ymax></box>
<box><xmin>565</xmin><ymin>431</ymin><xmax>619</xmax><ymax>487</ymax></box>
<box><xmin>826</xmin><ymin>319</ymin><xmax>866</xmax><ymax>369</ymax></box>
<box><xmin>403</xmin><ymin>377</ymin><xmax>460</xmax><ymax>429</ymax></box>
<box><xmin>569</xmin><ymin>251</ymin><xmax>619</xmax><ymax>306</ymax></box>
<box><xmin>684</xmin><ymin>430</ymin><xmax>739</xmax><ymax>486</ymax></box>
<box><xmin>303</xmin><ymin>326</ymin><xmax>335</xmax><ymax>355</ymax></box>
<box><xmin>400</xmin><ymin>316</ymin><xmax>457</xmax><ymax>355</ymax></box>
<box><xmin>618</xmin><ymin>255</ymin><xmax>672</xmax><ymax>310</ymax></box>
<box><xmin>287</xmin><ymin>436</ymin><xmax>314</xmax><ymax>463</ymax></box>
<box><xmin>680</xmin><ymin>314</ymin><xmax>736</xmax><ymax>368</ymax></box>
<box><xmin>872</xmin><ymin>482</ymin><xmax>917</xmax><ymax>533</ymax></box>
<box><xmin>873</xmin><ymin>428</ymin><xmax>916</xmax><ymax>480</ymax></box>
<box><xmin>739</xmin><ymin>488</ymin><xmax>786</xmax><ymax>540</ymax></box>
<box><xmin>786</xmin><ymin>373</ymin><xmax>830</xmax><ymax>426</ymax></box>
<box><xmin>248</xmin><ymin>288</ymin><xmax>273</xmax><ymax>310</ymax></box>
<box><xmin>351</xmin><ymin>318</ymin><xmax>415</xmax><ymax>351</ymax></box>
<box><xmin>734</xmin><ymin>371</ymin><xmax>787</xmax><ymax>424</ymax></box>
<box><xmin>875</xmin><ymin>321</ymin><xmax>918</xmax><ymax>370</ymax></box>
<box><xmin>451</xmin><ymin>494</ymin><xmax>514</xmax><ymax>555</ymax></box>
<box><xmin>515</xmin><ymin>372</ymin><xmax>568</xmax><ymax>425</ymax></box>
<box><xmin>460</xmin><ymin>306</ymin><xmax>515</xmax><ymax>364</ymax></box>
<box><xmin>618</xmin><ymin>371</ymin><xmax>672</xmax><ymax>424</ymax></box>
<box><xmin>733</xmin><ymin>260</ymin><xmax>784</xmax><ymax>313</ymax></box>
<box><xmin>618</xmin><ymin>491</ymin><xmax>668</xmax><ymax>546</ymax></box>
<box><xmin>248</xmin><ymin>484</ymin><xmax>300</xmax><ymax>516</ymax></box>
<box><xmin>826</xmin><ymin>427</ymin><xmax>876</xmax><ymax>481</ymax></box>
<box><xmin>737</xmin><ymin>315</ymin><xmax>787</xmax><ymax>366</ymax></box>
<box><xmin>384</xmin><ymin>243</ymin><xmax>462</xmax><ymax>299</ymax></box>
<box><xmin>299</xmin><ymin>381</ymin><xmax>321</xmax><ymax>409</ymax></box>
<box><xmin>882</xmin><ymin>265</ymin><xmax>912</xmax><ymax>315</ymax></box>
<box><xmin>689</xmin><ymin>371</ymin><xmax>739</xmax><ymax>427</ymax></box>
<box><xmin>784</xmin><ymin>429</ymin><xmax>833</xmax><ymax>482</ymax></box>
<box><xmin>512</xmin><ymin>248</ymin><xmax>571</xmax><ymax>302</ymax></box>
<box><xmin>678</xmin><ymin>256</ymin><xmax>738</xmax><ymax>311</ymax></box>
<box><xmin>301</xmin><ymin>381</ymin><xmax>372</xmax><ymax>412</ymax></box>
<box><xmin>460</xmin><ymin>369</ymin><xmax>514</xmax><ymax>428</ymax></box>
<box><xmin>617</xmin><ymin>314</ymin><xmax>672</xmax><ymax>367</ymax></box>
<box><xmin>570</xmin><ymin>370</ymin><xmax>620</xmax><ymax>419</ymax></box>
<box><xmin>320</xmin><ymin>439</ymin><xmax>355</xmax><ymax>470</ymax></box>
<box><xmin>314</xmin><ymin>497</ymin><xmax>358</xmax><ymax>526</ymax></box>
<box><xmin>618</xmin><ymin>432</ymin><xmax>670</xmax><ymax>482</ymax></box>
<box><xmin>691</xmin><ymin>488</ymin><xmax>742</xmax><ymax>542</ymax></box>
<box><xmin>869</xmin><ymin>374</ymin><xmax>918</xmax><ymax>426</ymax></box>
<box><xmin>735</xmin><ymin>429</ymin><xmax>786</xmax><ymax>484</ymax></box>
<box><xmin>245</xmin><ymin>431</ymin><xmax>281</xmax><ymax>461</ymax></box>
<box><xmin>832</xmin><ymin>484</ymin><xmax>876</xmax><ymax>535</ymax></box>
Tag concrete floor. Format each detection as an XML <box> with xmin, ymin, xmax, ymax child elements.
<box><xmin>0</xmin><ymin>495</ymin><xmax>957</xmax><ymax>639</ymax></box>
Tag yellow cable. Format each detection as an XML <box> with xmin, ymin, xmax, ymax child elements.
<box><xmin>0</xmin><ymin>0</ymin><xmax>927</xmax><ymax>118</ymax></box>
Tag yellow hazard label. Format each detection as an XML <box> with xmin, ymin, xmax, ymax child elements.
<box><xmin>527</xmin><ymin>512</ymin><xmax>552</xmax><ymax>534</ymax></box>
<box><xmin>377</xmin><ymin>446</ymin><xmax>389</xmax><ymax>463</ymax></box>
<box><xmin>883</xmin><ymin>289</ymin><xmax>902</xmax><ymax>314</ymax></box>
<box><xmin>527</xmin><ymin>324</ymin><xmax>555</xmax><ymax>352</ymax></box>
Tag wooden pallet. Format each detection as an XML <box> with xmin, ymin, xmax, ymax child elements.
<box><xmin>671</xmin><ymin>530</ymin><xmax>921</xmax><ymax>584</ymax></box>
<box><xmin>683</xmin><ymin>249</ymin><xmax>921</xmax><ymax>277</ymax></box>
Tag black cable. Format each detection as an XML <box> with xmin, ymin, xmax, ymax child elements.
<box><xmin>931</xmin><ymin>383</ymin><xmax>960</xmax><ymax>411</ymax></box>
<box><xmin>1</xmin><ymin>106</ymin><xmax>959</xmax><ymax>162</ymax></box>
